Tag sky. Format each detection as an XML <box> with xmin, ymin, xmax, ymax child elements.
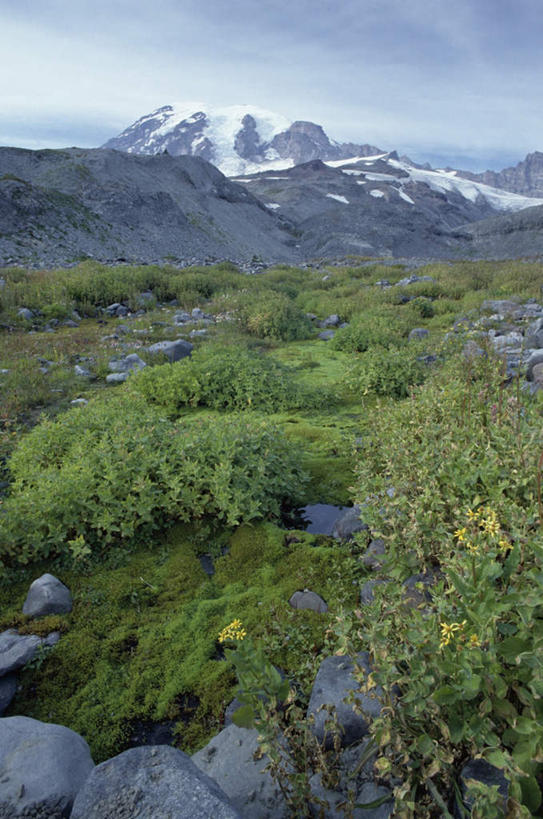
<box><xmin>1</xmin><ymin>0</ymin><xmax>542</xmax><ymax>171</ymax></box>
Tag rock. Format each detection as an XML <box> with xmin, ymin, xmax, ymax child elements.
<box><xmin>307</xmin><ymin>653</ymin><xmax>384</xmax><ymax>748</ymax></box>
<box><xmin>0</xmin><ymin>630</ymin><xmax>42</xmax><ymax>676</ymax></box>
<box><xmin>322</xmin><ymin>314</ymin><xmax>340</xmax><ymax>327</ymax></box>
<box><xmin>289</xmin><ymin>589</ymin><xmax>328</xmax><ymax>613</ymax></box>
<box><xmin>62</xmin><ymin>319</ymin><xmax>79</xmax><ymax>328</ymax></box>
<box><xmin>74</xmin><ymin>364</ymin><xmax>92</xmax><ymax>378</ymax></box>
<box><xmin>532</xmin><ymin>363</ymin><xmax>543</xmax><ymax>385</ymax></box>
<box><xmin>526</xmin><ymin>349</ymin><xmax>543</xmax><ymax>380</ymax></box>
<box><xmin>318</xmin><ymin>330</ymin><xmax>335</xmax><ymax>341</ymax></box>
<box><xmin>408</xmin><ymin>328</ymin><xmax>429</xmax><ymax>341</ymax></box>
<box><xmin>71</xmin><ymin>745</ymin><xmax>240</xmax><ymax>819</ymax></box>
<box><xmin>173</xmin><ymin>311</ymin><xmax>192</xmax><ymax>324</ymax></box>
<box><xmin>0</xmin><ymin>716</ymin><xmax>94</xmax><ymax>818</ymax></box>
<box><xmin>308</xmin><ymin>772</ymin><xmax>344</xmax><ymax>817</ymax></box>
<box><xmin>193</xmin><ymin>724</ymin><xmax>287</xmax><ymax>818</ymax></box>
<box><xmin>480</xmin><ymin>299</ymin><xmax>520</xmax><ymax>316</ymax></box>
<box><xmin>22</xmin><ymin>573</ymin><xmax>72</xmax><ymax>617</ymax></box>
<box><xmin>463</xmin><ymin>340</ymin><xmax>485</xmax><ymax>359</ymax></box>
<box><xmin>402</xmin><ymin>572</ymin><xmax>437</xmax><ymax>608</ymax></box>
<box><xmin>70</xmin><ymin>398</ymin><xmax>88</xmax><ymax>406</ymax></box>
<box><xmin>491</xmin><ymin>331</ymin><xmax>523</xmax><ymax>351</ymax></box>
<box><xmin>43</xmin><ymin>631</ymin><xmax>61</xmax><ymax>648</ymax></box>
<box><xmin>331</xmin><ymin>506</ymin><xmax>368</xmax><ymax>540</ymax></box>
<box><xmin>360</xmin><ymin>579</ymin><xmax>390</xmax><ymax>605</ymax></box>
<box><xmin>147</xmin><ymin>339</ymin><xmax>194</xmax><ymax>362</ymax></box>
<box><xmin>456</xmin><ymin>759</ymin><xmax>509</xmax><ymax>817</ymax></box>
<box><xmin>0</xmin><ymin>673</ymin><xmax>17</xmax><ymax>715</ymax></box>
<box><xmin>361</xmin><ymin>539</ymin><xmax>386</xmax><ymax>571</ymax></box>
<box><xmin>106</xmin><ymin>372</ymin><xmax>129</xmax><ymax>384</ymax></box>
<box><xmin>108</xmin><ymin>353</ymin><xmax>146</xmax><ymax>374</ymax></box>
<box><xmin>356</xmin><ymin>783</ymin><xmax>394</xmax><ymax>818</ymax></box>
<box><xmin>192</xmin><ymin>307</ymin><xmax>205</xmax><ymax>320</ymax></box>
<box><xmin>17</xmin><ymin>308</ymin><xmax>34</xmax><ymax>321</ymax></box>
<box><xmin>106</xmin><ymin>303</ymin><xmax>129</xmax><ymax>317</ymax></box>
<box><xmin>525</xmin><ymin>317</ymin><xmax>543</xmax><ymax>349</ymax></box>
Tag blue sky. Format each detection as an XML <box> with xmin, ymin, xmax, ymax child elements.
<box><xmin>1</xmin><ymin>0</ymin><xmax>541</xmax><ymax>170</ymax></box>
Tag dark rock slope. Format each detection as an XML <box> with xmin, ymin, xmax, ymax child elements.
<box><xmin>458</xmin><ymin>151</ymin><xmax>543</xmax><ymax>197</ymax></box>
<box><xmin>0</xmin><ymin>147</ymin><xmax>298</xmax><ymax>266</ymax></box>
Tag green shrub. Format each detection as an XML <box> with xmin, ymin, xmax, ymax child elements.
<box><xmin>331</xmin><ymin>314</ymin><xmax>405</xmax><ymax>353</ymax></box>
<box><xmin>129</xmin><ymin>345</ymin><xmax>317</xmax><ymax>414</ymax></box>
<box><xmin>0</xmin><ymin>395</ymin><xmax>306</xmax><ymax>566</ymax></box>
<box><xmin>235</xmin><ymin>292</ymin><xmax>313</xmax><ymax>341</ymax></box>
<box><xmin>343</xmin><ymin>346</ymin><xmax>427</xmax><ymax>398</ymax></box>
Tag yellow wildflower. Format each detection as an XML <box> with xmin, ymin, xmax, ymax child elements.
<box><xmin>468</xmin><ymin>634</ymin><xmax>481</xmax><ymax>649</ymax></box>
<box><xmin>439</xmin><ymin>620</ymin><xmax>466</xmax><ymax>648</ymax></box>
<box><xmin>467</xmin><ymin>508</ymin><xmax>479</xmax><ymax>521</ymax></box>
<box><xmin>465</xmin><ymin>541</ymin><xmax>479</xmax><ymax>554</ymax></box>
<box><xmin>482</xmin><ymin>518</ymin><xmax>500</xmax><ymax>537</ymax></box>
<box><xmin>454</xmin><ymin>527</ymin><xmax>467</xmax><ymax>542</ymax></box>
<box><xmin>218</xmin><ymin>619</ymin><xmax>247</xmax><ymax>643</ymax></box>
<box><xmin>498</xmin><ymin>539</ymin><xmax>512</xmax><ymax>554</ymax></box>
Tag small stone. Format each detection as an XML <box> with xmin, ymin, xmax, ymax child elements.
<box><xmin>17</xmin><ymin>307</ymin><xmax>34</xmax><ymax>321</ymax></box>
<box><xmin>23</xmin><ymin>573</ymin><xmax>72</xmax><ymax>617</ymax></box>
<box><xmin>289</xmin><ymin>590</ymin><xmax>328</xmax><ymax>613</ymax></box>
<box><xmin>147</xmin><ymin>339</ymin><xmax>194</xmax><ymax>362</ymax></box>
<box><xmin>318</xmin><ymin>330</ymin><xmax>335</xmax><ymax>341</ymax></box>
<box><xmin>0</xmin><ymin>630</ymin><xmax>42</xmax><ymax>676</ymax></box>
<box><xmin>361</xmin><ymin>539</ymin><xmax>386</xmax><ymax>571</ymax></box>
<box><xmin>360</xmin><ymin>579</ymin><xmax>390</xmax><ymax>605</ymax></box>
<box><xmin>106</xmin><ymin>372</ymin><xmax>129</xmax><ymax>384</ymax></box>
<box><xmin>408</xmin><ymin>328</ymin><xmax>429</xmax><ymax>341</ymax></box>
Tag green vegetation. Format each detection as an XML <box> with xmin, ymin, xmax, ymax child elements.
<box><xmin>1</xmin><ymin>257</ymin><xmax>543</xmax><ymax>815</ymax></box>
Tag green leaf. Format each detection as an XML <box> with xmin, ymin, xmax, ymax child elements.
<box><xmin>231</xmin><ymin>704</ymin><xmax>255</xmax><ymax>729</ymax></box>
<box><xmin>433</xmin><ymin>685</ymin><xmax>459</xmax><ymax>706</ymax></box>
<box><xmin>520</xmin><ymin>775</ymin><xmax>542</xmax><ymax>813</ymax></box>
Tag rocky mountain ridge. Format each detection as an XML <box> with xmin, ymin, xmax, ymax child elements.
<box><xmin>457</xmin><ymin>151</ymin><xmax>543</xmax><ymax>198</ymax></box>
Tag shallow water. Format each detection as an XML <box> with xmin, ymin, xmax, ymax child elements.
<box><xmin>298</xmin><ymin>503</ymin><xmax>349</xmax><ymax>535</ymax></box>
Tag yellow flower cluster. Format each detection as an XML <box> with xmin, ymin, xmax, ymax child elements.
<box><xmin>439</xmin><ymin>620</ymin><xmax>466</xmax><ymax>648</ymax></box>
<box><xmin>455</xmin><ymin>507</ymin><xmax>513</xmax><ymax>555</ymax></box>
<box><xmin>218</xmin><ymin>619</ymin><xmax>247</xmax><ymax>643</ymax></box>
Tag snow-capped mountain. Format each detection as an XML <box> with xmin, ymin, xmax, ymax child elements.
<box><xmin>102</xmin><ymin>103</ymin><xmax>382</xmax><ymax>176</ymax></box>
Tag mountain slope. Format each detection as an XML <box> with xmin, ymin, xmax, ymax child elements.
<box><xmin>102</xmin><ymin>103</ymin><xmax>382</xmax><ymax>176</ymax></box>
<box><xmin>0</xmin><ymin>147</ymin><xmax>299</xmax><ymax>266</ymax></box>
<box><xmin>457</xmin><ymin>152</ymin><xmax>543</xmax><ymax>198</ymax></box>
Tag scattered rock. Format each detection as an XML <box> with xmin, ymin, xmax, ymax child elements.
<box><xmin>331</xmin><ymin>506</ymin><xmax>368</xmax><ymax>540</ymax></box>
<box><xmin>0</xmin><ymin>716</ymin><xmax>94</xmax><ymax>818</ymax></box>
<box><xmin>17</xmin><ymin>307</ymin><xmax>34</xmax><ymax>321</ymax></box>
<box><xmin>71</xmin><ymin>745</ymin><xmax>240</xmax><ymax>819</ymax></box>
<box><xmin>106</xmin><ymin>372</ymin><xmax>129</xmax><ymax>384</ymax></box>
<box><xmin>456</xmin><ymin>759</ymin><xmax>509</xmax><ymax>817</ymax></box>
<box><xmin>356</xmin><ymin>783</ymin><xmax>394</xmax><ymax>818</ymax></box>
<box><xmin>361</xmin><ymin>539</ymin><xmax>386</xmax><ymax>571</ymax></box>
<box><xmin>192</xmin><ymin>307</ymin><xmax>205</xmax><ymax>320</ymax></box>
<box><xmin>480</xmin><ymin>299</ymin><xmax>520</xmax><ymax>316</ymax></box>
<box><xmin>321</xmin><ymin>314</ymin><xmax>340</xmax><ymax>328</ymax></box>
<box><xmin>173</xmin><ymin>311</ymin><xmax>192</xmax><ymax>324</ymax></box>
<box><xmin>71</xmin><ymin>398</ymin><xmax>88</xmax><ymax>406</ymax></box>
<box><xmin>0</xmin><ymin>630</ymin><xmax>42</xmax><ymax>676</ymax></box>
<box><xmin>307</xmin><ymin>653</ymin><xmax>384</xmax><ymax>748</ymax></box>
<box><xmin>408</xmin><ymin>328</ymin><xmax>429</xmax><ymax>341</ymax></box>
<box><xmin>360</xmin><ymin>579</ymin><xmax>390</xmax><ymax>605</ymax></box>
<box><xmin>525</xmin><ymin>317</ymin><xmax>543</xmax><ymax>349</ymax></box>
<box><xmin>193</xmin><ymin>724</ymin><xmax>288</xmax><ymax>818</ymax></box>
<box><xmin>147</xmin><ymin>339</ymin><xmax>194</xmax><ymax>362</ymax></box>
<box><xmin>526</xmin><ymin>349</ymin><xmax>543</xmax><ymax>380</ymax></box>
<box><xmin>0</xmin><ymin>673</ymin><xmax>17</xmax><ymax>715</ymax></box>
<box><xmin>74</xmin><ymin>364</ymin><xmax>92</xmax><ymax>378</ymax></box>
<box><xmin>22</xmin><ymin>573</ymin><xmax>72</xmax><ymax>617</ymax></box>
<box><xmin>402</xmin><ymin>572</ymin><xmax>437</xmax><ymax>608</ymax></box>
<box><xmin>108</xmin><ymin>353</ymin><xmax>147</xmax><ymax>374</ymax></box>
<box><xmin>318</xmin><ymin>330</ymin><xmax>335</xmax><ymax>341</ymax></box>
<box><xmin>289</xmin><ymin>589</ymin><xmax>328</xmax><ymax>613</ymax></box>
<box><xmin>532</xmin><ymin>363</ymin><xmax>543</xmax><ymax>386</ymax></box>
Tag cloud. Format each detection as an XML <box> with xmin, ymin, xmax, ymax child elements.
<box><xmin>1</xmin><ymin>0</ymin><xmax>542</xmax><ymax>169</ymax></box>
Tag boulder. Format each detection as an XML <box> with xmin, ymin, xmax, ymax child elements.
<box><xmin>193</xmin><ymin>724</ymin><xmax>287</xmax><ymax>818</ymax></box>
<box><xmin>360</xmin><ymin>539</ymin><xmax>386</xmax><ymax>571</ymax></box>
<box><xmin>532</xmin><ymin>363</ymin><xmax>543</xmax><ymax>385</ymax></box>
<box><xmin>322</xmin><ymin>314</ymin><xmax>340</xmax><ymax>328</ymax></box>
<box><xmin>22</xmin><ymin>573</ymin><xmax>72</xmax><ymax>617</ymax></box>
<box><xmin>147</xmin><ymin>339</ymin><xmax>194</xmax><ymax>362</ymax></box>
<box><xmin>526</xmin><ymin>350</ymin><xmax>543</xmax><ymax>380</ymax></box>
<box><xmin>0</xmin><ymin>673</ymin><xmax>17</xmax><ymax>715</ymax></box>
<box><xmin>0</xmin><ymin>716</ymin><xmax>94</xmax><ymax>818</ymax></box>
<box><xmin>318</xmin><ymin>330</ymin><xmax>335</xmax><ymax>341</ymax></box>
<box><xmin>71</xmin><ymin>745</ymin><xmax>240</xmax><ymax>819</ymax></box>
<box><xmin>408</xmin><ymin>328</ymin><xmax>429</xmax><ymax>341</ymax></box>
<box><xmin>307</xmin><ymin>653</ymin><xmax>384</xmax><ymax>748</ymax></box>
<box><xmin>17</xmin><ymin>308</ymin><xmax>34</xmax><ymax>321</ymax></box>
<box><xmin>331</xmin><ymin>506</ymin><xmax>368</xmax><ymax>540</ymax></box>
<box><xmin>360</xmin><ymin>579</ymin><xmax>390</xmax><ymax>605</ymax></box>
<box><xmin>525</xmin><ymin>317</ymin><xmax>543</xmax><ymax>349</ymax></box>
<box><xmin>491</xmin><ymin>332</ymin><xmax>523</xmax><ymax>351</ymax></box>
<box><xmin>356</xmin><ymin>783</ymin><xmax>394</xmax><ymax>818</ymax></box>
<box><xmin>74</xmin><ymin>364</ymin><xmax>92</xmax><ymax>378</ymax></box>
<box><xmin>455</xmin><ymin>759</ymin><xmax>509</xmax><ymax>817</ymax></box>
<box><xmin>289</xmin><ymin>589</ymin><xmax>328</xmax><ymax>613</ymax></box>
<box><xmin>106</xmin><ymin>372</ymin><xmax>129</xmax><ymax>384</ymax></box>
<box><xmin>480</xmin><ymin>299</ymin><xmax>520</xmax><ymax>316</ymax></box>
<box><xmin>402</xmin><ymin>572</ymin><xmax>437</xmax><ymax>608</ymax></box>
<box><xmin>0</xmin><ymin>630</ymin><xmax>42</xmax><ymax>676</ymax></box>
<box><xmin>107</xmin><ymin>353</ymin><xmax>146</xmax><ymax>374</ymax></box>
<box><xmin>173</xmin><ymin>311</ymin><xmax>192</xmax><ymax>324</ymax></box>
<box><xmin>192</xmin><ymin>307</ymin><xmax>205</xmax><ymax>320</ymax></box>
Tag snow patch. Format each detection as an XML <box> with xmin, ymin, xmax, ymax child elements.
<box><xmin>326</xmin><ymin>194</ymin><xmax>349</xmax><ymax>204</ymax></box>
<box><xmin>266</xmin><ymin>203</ymin><xmax>280</xmax><ymax>209</ymax></box>
<box><xmin>398</xmin><ymin>189</ymin><xmax>414</xmax><ymax>204</ymax></box>
<box><xmin>370</xmin><ymin>190</ymin><xmax>385</xmax><ymax>198</ymax></box>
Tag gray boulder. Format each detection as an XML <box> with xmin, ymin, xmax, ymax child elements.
<box><xmin>173</xmin><ymin>311</ymin><xmax>191</xmax><ymax>324</ymax></box>
<box><xmin>192</xmin><ymin>307</ymin><xmax>205</xmax><ymax>320</ymax></box>
<box><xmin>455</xmin><ymin>759</ymin><xmax>509</xmax><ymax>817</ymax></box>
<box><xmin>17</xmin><ymin>308</ymin><xmax>34</xmax><ymax>321</ymax></box>
<box><xmin>331</xmin><ymin>506</ymin><xmax>368</xmax><ymax>540</ymax></box>
<box><xmin>108</xmin><ymin>353</ymin><xmax>146</xmax><ymax>374</ymax></box>
<box><xmin>491</xmin><ymin>331</ymin><xmax>523</xmax><ymax>351</ymax></box>
<box><xmin>74</xmin><ymin>364</ymin><xmax>92</xmax><ymax>378</ymax></box>
<box><xmin>193</xmin><ymin>724</ymin><xmax>287</xmax><ymax>818</ymax></box>
<box><xmin>22</xmin><ymin>573</ymin><xmax>72</xmax><ymax>617</ymax></box>
<box><xmin>0</xmin><ymin>716</ymin><xmax>94</xmax><ymax>818</ymax></box>
<box><xmin>318</xmin><ymin>330</ymin><xmax>335</xmax><ymax>341</ymax></box>
<box><xmin>0</xmin><ymin>673</ymin><xmax>17</xmax><ymax>715</ymax></box>
<box><xmin>360</xmin><ymin>579</ymin><xmax>390</xmax><ymax>605</ymax></box>
<box><xmin>532</xmin><ymin>363</ymin><xmax>543</xmax><ymax>385</ymax></box>
<box><xmin>526</xmin><ymin>349</ymin><xmax>543</xmax><ymax>380</ymax></box>
<box><xmin>356</xmin><ymin>783</ymin><xmax>394</xmax><ymax>818</ymax></box>
<box><xmin>525</xmin><ymin>317</ymin><xmax>543</xmax><ymax>349</ymax></box>
<box><xmin>147</xmin><ymin>339</ymin><xmax>194</xmax><ymax>362</ymax></box>
<box><xmin>71</xmin><ymin>745</ymin><xmax>240</xmax><ymax>819</ymax></box>
<box><xmin>361</xmin><ymin>539</ymin><xmax>386</xmax><ymax>571</ymax></box>
<box><xmin>106</xmin><ymin>372</ymin><xmax>129</xmax><ymax>384</ymax></box>
<box><xmin>289</xmin><ymin>589</ymin><xmax>328</xmax><ymax>613</ymax></box>
<box><xmin>408</xmin><ymin>328</ymin><xmax>429</xmax><ymax>341</ymax></box>
<box><xmin>480</xmin><ymin>299</ymin><xmax>520</xmax><ymax>316</ymax></box>
<box><xmin>0</xmin><ymin>630</ymin><xmax>42</xmax><ymax>676</ymax></box>
<box><xmin>322</xmin><ymin>314</ymin><xmax>340</xmax><ymax>328</ymax></box>
<box><xmin>307</xmin><ymin>653</ymin><xmax>384</xmax><ymax>748</ymax></box>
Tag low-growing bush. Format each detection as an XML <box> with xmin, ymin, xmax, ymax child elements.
<box><xmin>129</xmin><ymin>345</ymin><xmax>320</xmax><ymax>414</ymax></box>
<box><xmin>331</xmin><ymin>313</ymin><xmax>406</xmax><ymax>353</ymax></box>
<box><xmin>0</xmin><ymin>395</ymin><xmax>306</xmax><ymax>566</ymax></box>
<box><xmin>343</xmin><ymin>346</ymin><xmax>428</xmax><ymax>398</ymax></box>
<box><xmin>235</xmin><ymin>292</ymin><xmax>313</xmax><ymax>341</ymax></box>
